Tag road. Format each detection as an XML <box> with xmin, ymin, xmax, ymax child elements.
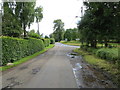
<box><xmin>2</xmin><ymin>43</ymin><xmax>116</xmax><ymax>88</ymax></box>
<box><xmin>2</xmin><ymin>43</ymin><xmax>79</xmax><ymax>88</ymax></box>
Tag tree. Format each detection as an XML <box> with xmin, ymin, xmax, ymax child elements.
<box><xmin>2</xmin><ymin>2</ymin><xmax>22</xmax><ymax>37</ymax></box>
<box><xmin>15</xmin><ymin>2</ymin><xmax>36</xmax><ymax>37</ymax></box>
<box><xmin>64</xmin><ymin>29</ymin><xmax>72</xmax><ymax>41</ymax></box>
<box><xmin>2</xmin><ymin>2</ymin><xmax>37</xmax><ymax>37</ymax></box>
<box><xmin>35</xmin><ymin>6</ymin><xmax>43</xmax><ymax>35</ymax></box>
<box><xmin>78</xmin><ymin>2</ymin><xmax>120</xmax><ymax>47</ymax></box>
<box><xmin>53</xmin><ymin>19</ymin><xmax>65</xmax><ymax>42</ymax></box>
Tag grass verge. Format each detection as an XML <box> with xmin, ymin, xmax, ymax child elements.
<box><xmin>73</xmin><ymin>48</ymin><xmax>119</xmax><ymax>86</ymax></box>
<box><xmin>1</xmin><ymin>44</ymin><xmax>55</xmax><ymax>71</ymax></box>
<box><xmin>60</xmin><ymin>40</ymin><xmax>81</xmax><ymax>46</ymax></box>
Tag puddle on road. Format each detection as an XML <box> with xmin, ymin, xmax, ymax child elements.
<box><xmin>31</xmin><ymin>67</ymin><xmax>41</xmax><ymax>75</ymax></box>
<box><xmin>67</xmin><ymin>52</ymin><xmax>117</xmax><ymax>88</ymax></box>
<box><xmin>67</xmin><ymin>53</ymin><xmax>79</xmax><ymax>59</ymax></box>
<box><xmin>57</xmin><ymin>43</ymin><xmax>80</xmax><ymax>48</ymax></box>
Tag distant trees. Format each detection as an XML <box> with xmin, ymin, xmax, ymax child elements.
<box><xmin>64</xmin><ymin>28</ymin><xmax>79</xmax><ymax>41</ymax></box>
<box><xmin>78</xmin><ymin>2</ymin><xmax>120</xmax><ymax>48</ymax></box>
<box><xmin>53</xmin><ymin>19</ymin><xmax>65</xmax><ymax>42</ymax></box>
<box><xmin>2</xmin><ymin>2</ymin><xmax>43</xmax><ymax>38</ymax></box>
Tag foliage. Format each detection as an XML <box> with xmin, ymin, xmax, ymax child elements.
<box><xmin>28</xmin><ymin>29</ymin><xmax>41</xmax><ymax>39</ymax></box>
<box><xmin>64</xmin><ymin>28</ymin><xmax>79</xmax><ymax>41</ymax></box>
<box><xmin>1</xmin><ymin>44</ymin><xmax>55</xmax><ymax>71</ymax></box>
<box><xmin>74</xmin><ymin>48</ymin><xmax>119</xmax><ymax>87</ymax></box>
<box><xmin>80</xmin><ymin>45</ymin><xmax>119</xmax><ymax>63</ymax></box>
<box><xmin>50</xmin><ymin>38</ymin><xmax>55</xmax><ymax>44</ymax></box>
<box><xmin>78</xmin><ymin>2</ymin><xmax>120</xmax><ymax>47</ymax></box>
<box><xmin>2</xmin><ymin>2</ymin><xmax>23</xmax><ymax>37</ymax></box>
<box><xmin>41</xmin><ymin>39</ymin><xmax>50</xmax><ymax>47</ymax></box>
<box><xmin>35</xmin><ymin>6</ymin><xmax>43</xmax><ymax>34</ymax></box>
<box><xmin>45</xmin><ymin>35</ymin><xmax>49</xmax><ymax>39</ymax></box>
<box><xmin>53</xmin><ymin>19</ymin><xmax>65</xmax><ymax>42</ymax></box>
<box><xmin>96</xmin><ymin>48</ymin><xmax>119</xmax><ymax>62</ymax></box>
<box><xmin>2</xmin><ymin>36</ymin><xmax>45</xmax><ymax>65</ymax></box>
<box><xmin>15</xmin><ymin>2</ymin><xmax>36</xmax><ymax>37</ymax></box>
<box><xmin>2</xmin><ymin>2</ymin><xmax>43</xmax><ymax>38</ymax></box>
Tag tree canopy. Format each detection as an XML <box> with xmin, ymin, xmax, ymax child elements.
<box><xmin>2</xmin><ymin>1</ymin><xmax>43</xmax><ymax>38</ymax></box>
<box><xmin>53</xmin><ymin>19</ymin><xmax>65</xmax><ymax>42</ymax></box>
<box><xmin>78</xmin><ymin>2</ymin><xmax>120</xmax><ymax>47</ymax></box>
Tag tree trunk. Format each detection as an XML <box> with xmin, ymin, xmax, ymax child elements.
<box><xmin>90</xmin><ymin>40</ymin><xmax>97</xmax><ymax>48</ymax></box>
<box><xmin>38</xmin><ymin>22</ymin><xmax>39</xmax><ymax>33</ymax></box>
<box><xmin>23</xmin><ymin>24</ymin><xmax>26</xmax><ymax>37</ymax></box>
<box><xmin>104</xmin><ymin>39</ymin><xmax>108</xmax><ymax>47</ymax></box>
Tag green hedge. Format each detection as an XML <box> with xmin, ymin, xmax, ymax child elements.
<box><xmin>42</xmin><ymin>39</ymin><xmax>50</xmax><ymax>47</ymax></box>
<box><xmin>2</xmin><ymin>37</ymin><xmax>45</xmax><ymax>65</ymax></box>
<box><xmin>96</xmin><ymin>48</ymin><xmax>119</xmax><ymax>62</ymax></box>
<box><xmin>50</xmin><ymin>38</ymin><xmax>55</xmax><ymax>44</ymax></box>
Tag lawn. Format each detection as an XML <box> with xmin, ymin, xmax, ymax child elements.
<box><xmin>60</xmin><ymin>40</ymin><xmax>81</xmax><ymax>46</ymax></box>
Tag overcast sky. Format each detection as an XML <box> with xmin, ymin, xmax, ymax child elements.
<box><xmin>29</xmin><ymin>0</ymin><xmax>84</xmax><ymax>36</ymax></box>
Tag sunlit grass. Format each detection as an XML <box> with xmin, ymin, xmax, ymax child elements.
<box><xmin>60</xmin><ymin>40</ymin><xmax>81</xmax><ymax>46</ymax></box>
<box><xmin>1</xmin><ymin>44</ymin><xmax>55</xmax><ymax>71</ymax></box>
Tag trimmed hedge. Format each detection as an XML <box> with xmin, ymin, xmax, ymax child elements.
<box><xmin>50</xmin><ymin>38</ymin><xmax>55</xmax><ymax>44</ymax></box>
<box><xmin>41</xmin><ymin>39</ymin><xmax>50</xmax><ymax>47</ymax></box>
<box><xmin>2</xmin><ymin>37</ymin><xmax>45</xmax><ymax>65</ymax></box>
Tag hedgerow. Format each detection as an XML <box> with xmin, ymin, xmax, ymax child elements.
<box><xmin>50</xmin><ymin>38</ymin><xmax>55</xmax><ymax>44</ymax></box>
<box><xmin>2</xmin><ymin>36</ymin><xmax>45</xmax><ymax>65</ymax></box>
<box><xmin>41</xmin><ymin>39</ymin><xmax>50</xmax><ymax>47</ymax></box>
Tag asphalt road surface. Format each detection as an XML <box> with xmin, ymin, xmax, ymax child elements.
<box><xmin>2</xmin><ymin>43</ymin><xmax>79</xmax><ymax>88</ymax></box>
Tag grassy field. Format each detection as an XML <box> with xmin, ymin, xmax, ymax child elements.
<box><xmin>1</xmin><ymin>44</ymin><xmax>55</xmax><ymax>71</ymax></box>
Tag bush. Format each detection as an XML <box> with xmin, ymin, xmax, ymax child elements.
<box><xmin>2</xmin><ymin>36</ymin><xmax>45</xmax><ymax>65</ymax></box>
<box><xmin>50</xmin><ymin>38</ymin><xmax>55</xmax><ymax>44</ymax></box>
<box><xmin>96</xmin><ymin>48</ymin><xmax>118</xmax><ymax>62</ymax></box>
<box><xmin>41</xmin><ymin>39</ymin><xmax>50</xmax><ymax>47</ymax></box>
<box><xmin>81</xmin><ymin>45</ymin><xmax>97</xmax><ymax>54</ymax></box>
<box><xmin>28</xmin><ymin>33</ymin><xmax>41</xmax><ymax>39</ymax></box>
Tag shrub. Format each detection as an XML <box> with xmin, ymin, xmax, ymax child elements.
<box><xmin>41</xmin><ymin>39</ymin><xmax>50</xmax><ymax>47</ymax></box>
<box><xmin>50</xmin><ymin>38</ymin><xmax>55</xmax><ymax>44</ymax></box>
<box><xmin>28</xmin><ymin>33</ymin><xmax>41</xmax><ymax>39</ymax></box>
<box><xmin>96</xmin><ymin>48</ymin><xmax>118</xmax><ymax>62</ymax></box>
<box><xmin>2</xmin><ymin>36</ymin><xmax>45</xmax><ymax>65</ymax></box>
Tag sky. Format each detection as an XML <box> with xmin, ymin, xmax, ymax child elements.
<box><xmin>29</xmin><ymin>0</ymin><xmax>84</xmax><ymax>36</ymax></box>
